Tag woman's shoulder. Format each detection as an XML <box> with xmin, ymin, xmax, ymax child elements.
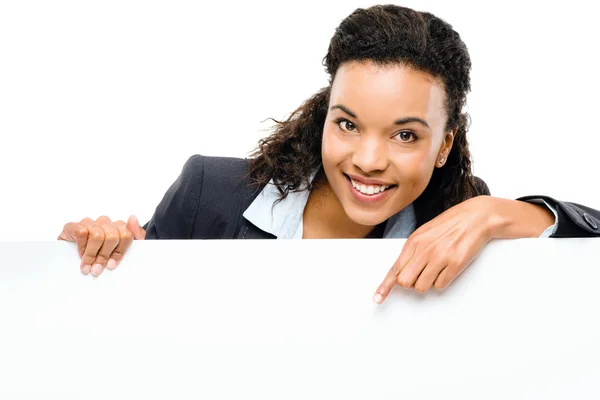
<box><xmin>145</xmin><ymin>154</ymin><xmax>262</xmax><ymax>239</ymax></box>
<box><xmin>176</xmin><ymin>153</ymin><xmax>264</xmax><ymax>214</ymax></box>
<box><xmin>180</xmin><ymin>154</ymin><xmax>249</xmax><ymax>179</ymax></box>
<box><xmin>185</xmin><ymin>154</ymin><xmax>260</xmax><ymax>198</ymax></box>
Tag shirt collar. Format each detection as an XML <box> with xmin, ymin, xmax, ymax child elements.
<box><xmin>383</xmin><ymin>203</ymin><xmax>416</xmax><ymax>238</ymax></box>
<box><xmin>243</xmin><ymin>180</ymin><xmax>309</xmax><ymax>239</ymax></box>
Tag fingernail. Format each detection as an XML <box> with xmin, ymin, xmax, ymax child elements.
<box><xmin>106</xmin><ymin>258</ymin><xmax>118</xmax><ymax>270</ymax></box>
<box><xmin>91</xmin><ymin>263</ymin><xmax>103</xmax><ymax>276</ymax></box>
<box><xmin>81</xmin><ymin>264</ymin><xmax>91</xmax><ymax>275</ymax></box>
<box><xmin>373</xmin><ymin>293</ymin><xmax>383</xmax><ymax>304</ymax></box>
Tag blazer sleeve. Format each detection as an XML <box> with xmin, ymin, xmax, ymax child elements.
<box><xmin>143</xmin><ymin>155</ymin><xmax>205</xmax><ymax>240</ymax></box>
<box><xmin>516</xmin><ymin>195</ymin><xmax>600</xmax><ymax>237</ymax></box>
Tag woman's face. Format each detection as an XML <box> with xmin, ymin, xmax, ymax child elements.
<box><xmin>321</xmin><ymin>61</ymin><xmax>454</xmax><ymax>227</ymax></box>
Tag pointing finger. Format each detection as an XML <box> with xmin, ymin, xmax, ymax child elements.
<box><xmin>373</xmin><ymin>239</ymin><xmax>417</xmax><ymax>304</ymax></box>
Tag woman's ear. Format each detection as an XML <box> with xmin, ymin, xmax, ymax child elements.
<box><xmin>436</xmin><ymin>129</ymin><xmax>455</xmax><ymax>168</ymax></box>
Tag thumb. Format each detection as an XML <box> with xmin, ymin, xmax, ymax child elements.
<box><xmin>127</xmin><ymin>215</ymin><xmax>146</xmax><ymax>240</ymax></box>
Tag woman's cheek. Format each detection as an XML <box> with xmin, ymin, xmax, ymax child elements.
<box><xmin>394</xmin><ymin>149</ymin><xmax>431</xmax><ymax>177</ymax></box>
<box><xmin>390</xmin><ymin>150</ymin><xmax>436</xmax><ymax>198</ymax></box>
<box><xmin>322</xmin><ymin>128</ymin><xmax>349</xmax><ymax>164</ymax></box>
<box><xmin>321</xmin><ymin>127</ymin><xmax>334</xmax><ymax>152</ymax></box>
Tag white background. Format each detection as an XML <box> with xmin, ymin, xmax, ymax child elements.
<box><xmin>1</xmin><ymin>0</ymin><xmax>599</xmax><ymax>240</ymax></box>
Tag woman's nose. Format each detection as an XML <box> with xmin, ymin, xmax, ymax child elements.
<box><xmin>351</xmin><ymin>136</ymin><xmax>389</xmax><ymax>172</ymax></box>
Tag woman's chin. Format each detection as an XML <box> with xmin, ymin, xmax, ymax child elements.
<box><xmin>345</xmin><ymin>208</ymin><xmax>390</xmax><ymax>228</ymax></box>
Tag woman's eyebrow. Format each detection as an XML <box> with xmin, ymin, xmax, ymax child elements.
<box><xmin>395</xmin><ymin>117</ymin><xmax>430</xmax><ymax>128</ymax></box>
<box><xmin>330</xmin><ymin>104</ymin><xmax>358</xmax><ymax>118</ymax></box>
<box><xmin>330</xmin><ymin>104</ymin><xmax>430</xmax><ymax>129</ymax></box>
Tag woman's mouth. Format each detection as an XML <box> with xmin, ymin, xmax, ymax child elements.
<box><xmin>344</xmin><ymin>174</ymin><xmax>396</xmax><ymax>203</ymax></box>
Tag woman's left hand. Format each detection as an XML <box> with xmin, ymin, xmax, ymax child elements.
<box><xmin>373</xmin><ymin>195</ymin><xmax>556</xmax><ymax>302</ymax></box>
<box><xmin>373</xmin><ymin>195</ymin><xmax>497</xmax><ymax>303</ymax></box>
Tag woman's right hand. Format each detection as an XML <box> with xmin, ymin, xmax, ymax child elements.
<box><xmin>58</xmin><ymin>215</ymin><xmax>146</xmax><ymax>276</ymax></box>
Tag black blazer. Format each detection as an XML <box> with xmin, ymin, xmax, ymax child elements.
<box><xmin>143</xmin><ymin>155</ymin><xmax>600</xmax><ymax>240</ymax></box>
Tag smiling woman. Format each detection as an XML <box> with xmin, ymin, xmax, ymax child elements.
<box><xmin>320</xmin><ymin>63</ymin><xmax>452</xmax><ymax>232</ymax></box>
<box><xmin>58</xmin><ymin>4</ymin><xmax>600</xmax><ymax>299</ymax></box>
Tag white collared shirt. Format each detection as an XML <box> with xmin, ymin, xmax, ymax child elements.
<box><xmin>242</xmin><ymin>180</ymin><xmax>557</xmax><ymax>239</ymax></box>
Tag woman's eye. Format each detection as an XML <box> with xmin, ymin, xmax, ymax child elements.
<box><xmin>395</xmin><ymin>131</ymin><xmax>417</xmax><ymax>142</ymax></box>
<box><xmin>338</xmin><ymin>120</ymin><xmax>357</xmax><ymax>132</ymax></box>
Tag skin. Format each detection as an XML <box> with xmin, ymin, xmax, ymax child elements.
<box><xmin>58</xmin><ymin>60</ymin><xmax>554</xmax><ymax>300</ymax></box>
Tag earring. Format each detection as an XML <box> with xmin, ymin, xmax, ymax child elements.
<box><xmin>438</xmin><ymin>156</ymin><xmax>446</xmax><ymax>165</ymax></box>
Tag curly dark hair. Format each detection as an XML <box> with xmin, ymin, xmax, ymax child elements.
<box><xmin>247</xmin><ymin>4</ymin><xmax>484</xmax><ymax>227</ymax></box>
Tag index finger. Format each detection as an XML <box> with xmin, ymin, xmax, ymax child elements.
<box><xmin>373</xmin><ymin>240</ymin><xmax>416</xmax><ymax>304</ymax></box>
<box><xmin>58</xmin><ymin>222</ymin><xmax>89</xmax><ymax>259</ymax></box>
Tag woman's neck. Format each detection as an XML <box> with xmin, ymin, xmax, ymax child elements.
<box><xmin>302</xmin><ymin>179</ymin><xmax>376</xmax><ymax>239</ymax></box>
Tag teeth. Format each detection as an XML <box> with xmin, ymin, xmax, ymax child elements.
<box><xmin>350</xmin><ymin>178</ymin><xmax>390</xmax><ymax>195</ymax></box>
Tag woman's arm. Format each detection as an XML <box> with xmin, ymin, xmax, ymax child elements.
<box><xmin>465</xmin><ymin>177</ymin><xmax>599</xmax><ymax>238</ymax></box>
<box><xmin>487</xmin><ymin>197</ymin><xmax>557</xmax><ymax>238</ymax></box>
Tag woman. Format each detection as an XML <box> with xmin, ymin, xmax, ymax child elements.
<box><xmin>58</xmin><ymin>5</ymin><xmax>600</xmax><ymax>303</ymax></box>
